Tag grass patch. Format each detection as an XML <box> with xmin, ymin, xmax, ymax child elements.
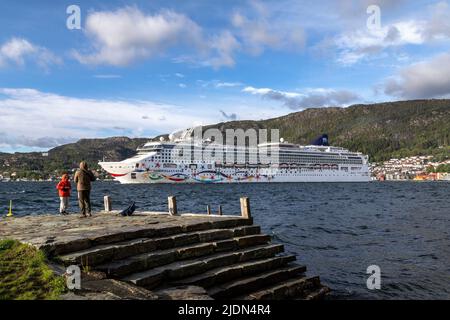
<box><xmin>0</xmin><ymin>239</ymin><xmax>66</xmax><ymax>300</ymax></box>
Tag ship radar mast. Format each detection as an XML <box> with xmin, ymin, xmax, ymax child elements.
<box><xmin>169</xmin><ymin>127</ymin><xmax>197</xmax><ymax>142</ymax></box>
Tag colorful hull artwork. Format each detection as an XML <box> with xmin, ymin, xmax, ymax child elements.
<box><xmin>140</xmin><ymin>170</ymin><xmax>274</xmax><ymax>183</ymax></box>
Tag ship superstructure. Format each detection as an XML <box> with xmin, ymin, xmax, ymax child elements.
<box><xmin>99</xmin><ymin>130</ymin><xmax>370</xmax><ymax>183</ymax></box>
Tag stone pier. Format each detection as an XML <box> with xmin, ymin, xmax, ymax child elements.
<box><xmin>0</xmin><ymin>211</ymin><xmax>329</xmax><ymax>300</ymax></box>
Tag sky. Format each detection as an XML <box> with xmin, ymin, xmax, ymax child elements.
<box><xmin>1</xmin><ymin>0</ymin><xmax>450</xmax><ymax>152</ymax></box>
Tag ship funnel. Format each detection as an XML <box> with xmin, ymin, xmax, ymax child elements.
<box><xmin>310</xmin><ymin>134</ymin><xmax>329</xmax><ymax>146</ymax></box>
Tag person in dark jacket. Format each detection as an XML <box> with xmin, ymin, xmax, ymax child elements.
<box><xmin>74</xmin><ymin>161</ymin><xmax>96</xmax><ymax>217</ymax></box>
<box><xmin>56</xmin><ymin>173</ymin><xmax>71</xmax><ymax>215</ymax></box>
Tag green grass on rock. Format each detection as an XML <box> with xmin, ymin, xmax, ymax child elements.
<box><xmin>0</xmin><ymin>239</ymin><xmax>66</xmax><ymax>300</ymax></box>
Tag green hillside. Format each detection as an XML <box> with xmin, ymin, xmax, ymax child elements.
<box><xmin>0</xmin><ymin>137</ymin><xmax>148</xmax><ymax>178</ymax></box>
<box><xmin>205</xmin><ymin>99</ymin><xmax>450</xmax><ymax>162</ymax></box>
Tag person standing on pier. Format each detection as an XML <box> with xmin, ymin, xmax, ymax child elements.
<box><xmin>74</xmin><ymin>161</ymin><xmax>96</xmax><ymax>218</ymax></box>
<box><xmin>56</xmin><ymin>173</ymin><xmax>71</xmax><ymax>215</ymax></box>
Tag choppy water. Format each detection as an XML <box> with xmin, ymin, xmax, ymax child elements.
<box><xmin>0</xmin><ymin>181</ymin><xmax>449</xmax><ymax>299</ymax></box>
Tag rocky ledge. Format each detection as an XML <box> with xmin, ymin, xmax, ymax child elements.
<box><xmin>1</xmin><ymin>212</ymin><xmax>330</xmax><ymax>300</ymax></box>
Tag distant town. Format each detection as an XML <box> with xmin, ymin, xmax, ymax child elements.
<box><xmin>0</xmin><ymin>167</ymin><xmax>111</xmax><ymax>182</ymax></box>
<box><xmin>371</xmin><ymin>156</ymin><xmax>450</xmax><ymax>181</ymax></box>
<box><xmin>1</xmin><ymin>155</ymin><xmax>449</xmax><ymax>182</ymax></box>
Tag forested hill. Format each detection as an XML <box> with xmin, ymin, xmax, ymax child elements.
<box><xmin>0</xmin><ymin>99</ymin><xmax>449</xmax><ymax>177</ymax></box>
<box><xmin>205</xmin><ymin>99</ymin><xmax>450</xmax><ymax>162</ymax></box>
<box><xmin>0</xmin><ymin>137</ymin><xmax>148</xmax><ymax>176</ymax></box>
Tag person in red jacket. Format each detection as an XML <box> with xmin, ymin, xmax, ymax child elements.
<box><xmin>56</xmin><ymin>173</ymin><xmax>71</xmax><ymax>215</ymax></box>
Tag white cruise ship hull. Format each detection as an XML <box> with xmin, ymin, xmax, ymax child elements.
<box><xmin>106</xmin><ymin>167</ymin><xmax>370</xmax><ymax>184</ymax></box>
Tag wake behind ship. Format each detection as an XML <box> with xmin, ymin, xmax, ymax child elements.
<box><xmin>99</xmin><ymin>129</ymin><xmax>370</xmax><ymax>183</ymax></box>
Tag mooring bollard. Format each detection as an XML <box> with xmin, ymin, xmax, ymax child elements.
<box><xmin>218</xmin><ymin>205</ymin><xmax>223</xmax><ymax>216</ymax></box>
<box><xmin>168</xmin><ymin>196</ymin><xmax>178</xmax><ymax>215</ymax></box>
<box><xmin>6</xmin><ymin>200</ymin><xmax>13</xmax><ymax>217</ymax></box>
<box><xmin>104</xmin><ymin>196</ymin><xmax>112</xmax><ymax>212</ymax></box>
<box><xmin>207</xmin><ymin>205</ymin><xmax>211</xmax><ymax>215</ymax></box>
<box><xmin>240</xmin><ymin>197</ymin><xmax>251</xmax><ymax>219</ymax></box>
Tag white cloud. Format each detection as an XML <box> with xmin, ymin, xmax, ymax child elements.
<box><xmin>178</xmin><ymin>83</ymin><xmax>187</xmax><ymax>88</ymax></box>
<box><xmin>0</xmin><ymin>88</ymin><xmax>216</xmax><ymax>150</ymax></box>
<box><xmin>0</xmin><ymin>38</ymin><xmax>61</xmax><ymax>69</ymax></box>
<box><xmin>331</xmin><ymin>1</ymin><xmax>450</xmax><ymax>65</ymax></box>
<box><xmin>243</xmin><ymin>86</ymin><xmax>360</xmax><ymax>109</ymax></box>
<box><xmin>243</xmin><ymin>86</ymin><xmax>301</xmax><ymax>97</ymax></box>
<box><xmin>231</xmin><ymin>1</ymin><xmax>306</xmax><ymax>55</ymax></box>
<box><xmin>74</xmin><ymin>6</ymin><xmax>242</xmax><ymax>69</ymax></box>
<box><xmin>335</xmin><ymin>21</ymin><xmax>425</xmax><ymax>65</ymax></box>
<box><xmin>0</xmin><ymin>38</ymin><xmax>35</xmax><ymax>66</ymax></box>
<box><xmin>383</xmin><ymin>52</ymin><xmax>450</xmax><ymax>99</ymax></box>
<box><xmin>196</xmin><ymin>79</ymin><xmax>243</xmax><ymax>88</ymax></box>
<box><xmin>336</xmin><ymin>0</ymin><xmax>407</xmax><ymax>20</ymax></box>
<box><xmin>423</xmin><ymin>1</ymin><xmax>450</xmax><ymax>41</ymax></box>
<box><xmin>215</xmin><ymin>82</ymin><xmax>243</xmax><ymax>88</ymax></box>
<box><xmin>203</xmin><ymin>30</ymin><xmax>240</xmax><ymax>68</ymax></box>
<box><xmin>73</xmin><ymin>3</ymin><xmax>308</xmax><ymax>68</ymax></box>
<box><xmin>74</xmin><ymin>7</ymin><xmax>205</xmax><ymax>66</ymax></box>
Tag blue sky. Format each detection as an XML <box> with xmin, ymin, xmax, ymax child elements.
<box><xmin>1</xmin><ymin>0</ymin><xmax>450</xmax><ymax>152</ymax></box>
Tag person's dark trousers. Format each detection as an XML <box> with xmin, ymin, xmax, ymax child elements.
<box><xmin>78</xmin><ymin>190</ymin><xmax>91</xmax><ymax>215</ymax></box>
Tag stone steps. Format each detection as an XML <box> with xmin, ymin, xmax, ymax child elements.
<box><xmin>235</xmin><ymin>275</ymin><xmax>323</xmax><ymax>300</ymax></box>
<box><xmin>96</xmin><ymin>234</ymin><xmax>272</xmax><ymax>278</ymax></box>
<box><xmin>172</xmin><ymin>245</ymin><xmax>288</xmax><ymax>288</ymax></box>
<box><xmin>59</xmin><ymin>225</ymin><xmax>261</xmax><ymax>267</ymax></box>
<box><xmin>170</xmin><ymin>245</ymin><xmax>288</xmax><ymax>288</ymax></box>
<box><xmin>122</xmin><ymin>246</ymin><xmax>293</xmax><ymax>289</ymax></box>
<box><xmin>49</xmin><ymin>216</ymin><xmax>329</xmax><ymax>300</ymax></box>
<box><xmin>48</xmin><ymin>217</ymin><xmax>254</xmax><ymax>256</ymax></box>
<box><xmin>207</xmin><ymin>264</ymin><xmax>307</xmax><ymax>299</ymax></box>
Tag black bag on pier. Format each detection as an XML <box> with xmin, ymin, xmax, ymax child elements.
<box><xmin>120</xmin><ymin>202</ymin><xmax>136</xmax><ymax>216</ymax></box>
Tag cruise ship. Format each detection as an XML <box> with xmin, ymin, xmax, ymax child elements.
<box><xmin>99</xmin><ymin>129</ymin><xmax>370</xmax><ymax>183</ymax></box>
